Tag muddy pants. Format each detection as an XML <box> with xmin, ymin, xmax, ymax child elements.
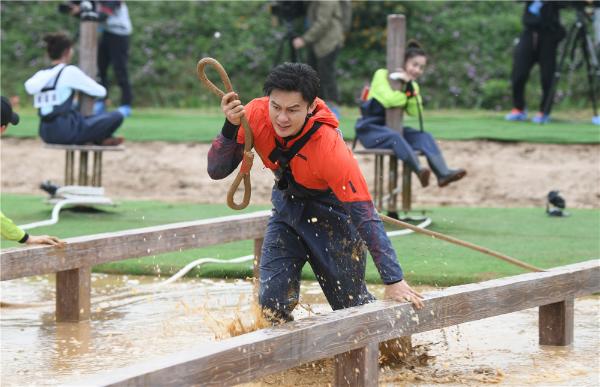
<box><xmin>259</xmin><ymin>189</ymin><xmax>375</xmax><ymax>322</ymax></box>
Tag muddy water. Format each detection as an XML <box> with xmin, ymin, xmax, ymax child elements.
<box><xmin>1</xmin><ymin>274</ymin><xmax>598</xmax><ymax>386</ymax></box>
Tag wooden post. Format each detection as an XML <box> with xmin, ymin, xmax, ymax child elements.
<box><xmin>56</xmin><ymin>266</ymin><xmax>91</xmax><ymax>322</ymax></box>
<box><xmin>539</xmin><ymin>298</ymin><xmax>574</xmax><ymax>346</ymax></box>
<box><xmin>385</xmin><ymin>15</ymin><xmax>406</xmax><ymax>132</ymax></box>
<box><xmin>386</xmin><ymin>14</ymin><xmax>410</xmax><ymax>213</ymax></box>
<box><xmin>79</xmin><ymin>20</ymin><xmax>98</xmax><ymax>116</ymax></box>
<box><xmin>334</xmin><ymin>342</ymin><xmax>379</xmax><ymax>387</ymax></box>
<box><xmin>383</xmin><ymin>14</ymin><xmax>412</xmax><ymax>354</ymax></box>
<box><xmin>253</xmin><ymin>237</ymin><xmax>264</xmax><ymax>302</ymax></box>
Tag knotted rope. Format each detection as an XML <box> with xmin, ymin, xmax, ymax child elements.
<box><xmin>197</xmin><ymin>57</ymin><xmax>254</xmax><ymax>210</ymax></box>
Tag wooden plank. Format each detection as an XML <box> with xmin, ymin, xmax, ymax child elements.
<box><xmin>385</xmin><ymin>14</ymin><xmax>405</xmax><ymax>133</ymax></box>
<box><xmin>353</xmin><ymin>149</ymin><xmax>396</xmax><ymax>156</ymax></box>
<box><xmin>45</xmin><ymin>144</ymin><xmax>125</xmax><ymax>152</ymax></box>
<box><xmin>539</xmin><ymin>298</ymin><xmax>574</xmax><ymax>346</ymax></box>
<box><xmin>76</xmin><ymin>260</ymin><xmax>599</xmax><ymax>387</ymax></box>
<box><xmin>1</xmin><ymin>211</ymin><xmax>270</xmax><ymax>281</ymax></box>
<box><xmin>334</xmin><ymin>342</ymin><xmax>378</xmax><ymax>387</ymax></box>
<box><xmin>56</xmin><ymin>266</ymin><xmax>91</xmax><ymax>322</ymax></box>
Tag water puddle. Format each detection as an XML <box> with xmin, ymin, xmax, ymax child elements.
<box><xmin>1</xmin><ymin>274</ymin><xmax>598</xmax><ymax>386</ymax></box>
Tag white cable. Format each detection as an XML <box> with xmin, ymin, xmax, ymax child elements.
<box><xmin>19</xmin><ymin>197</ymin><xmax>113</xmax><ymax>230</ymax></box>
<box><xmin>385</xmin><ymin>216</ymin><xmax>432</xmax><ymax>238</ymax></box>
<box><xmin>155</xmin><ymin>255</ymin><xmax>254</xmax><ymax>287</ymax></box>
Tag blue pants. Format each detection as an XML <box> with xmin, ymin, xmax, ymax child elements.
<box><xmin>40</xmin><ymin>110</ymin><xmax>123</xmax><ymax>145</ymax></box>
<box><xmin>357</xmin><ymin>124</ymin><xmax>441</xmax><ymax>171</ymax></box>
<box><xmin>259</xmin><ymin>189</ymin><xmax>375</xmax><ymax>322</ymax></box>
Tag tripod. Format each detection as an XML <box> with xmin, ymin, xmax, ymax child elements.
<box><xmin>543</xmin><ymin>9</ymin><xmax>600</xmax><ymax>121</ymax></box>
<box><xmin>273</xmin><ymin>20</ymin><xmax>302</xmax><ymax>66</ymax></box>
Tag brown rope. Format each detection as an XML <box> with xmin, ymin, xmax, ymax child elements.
<box><xmin>197</xmin><ymin>57</ymin><xmax>254</xmax><ymax>210</ymax></box>
<box><xmin>379</xmin><ymin>213</ymin><xmax>545</xmax><ymax>273</ymax></box>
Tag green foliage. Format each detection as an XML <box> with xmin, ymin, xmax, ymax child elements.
<box><xmin>0</xmin><ymin>1</ymin><xmax>594</xmax><ymax>109</ymax></box>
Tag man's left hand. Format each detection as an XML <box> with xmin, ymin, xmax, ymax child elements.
<box><xmin>384</xmin><ymin>279</ymin><xmax>424</xmax><ymax>309</ymax></box>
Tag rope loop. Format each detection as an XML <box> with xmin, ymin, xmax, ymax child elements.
<box><xmin>197</xmin><ymin>57</ymin><xmax>254</xmax><ymax>210</ymax></box>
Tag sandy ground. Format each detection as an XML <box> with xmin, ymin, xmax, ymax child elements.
<box><xmin>1</xmin><ymin>137</ymin><xmax>599</xmax><ymax>209</ymax></box>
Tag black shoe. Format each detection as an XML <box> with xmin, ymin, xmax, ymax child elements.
<box><xmin>438</xmin><ymin>169</ymin><xmax>467</xmax><ymax>187</ymax></box>
<box><xmin>40</xmin><ymin>180</ymin><xmax>59</xmax><ymax>196</ymax></box>
<box><xmin>417</xmin><ymin>168</ymin><xmax>431</xmax><ymax>188</ymax></box>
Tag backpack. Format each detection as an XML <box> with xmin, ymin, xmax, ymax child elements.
<box><xmin>339</xmin><ymin>0</ymin><xmax>353</xmax><ymax>34</ymax></box>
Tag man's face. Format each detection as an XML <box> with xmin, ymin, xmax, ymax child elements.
<box><xmin>268</xmin><ymin>89</ymin><xmax>315</xmax><ymax>138</ymax></box>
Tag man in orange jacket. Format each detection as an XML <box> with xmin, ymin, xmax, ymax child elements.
<box><xmin>208</xmin><ymin>63</ymin><xmax>423</xmax><ymax>322</ymax></box>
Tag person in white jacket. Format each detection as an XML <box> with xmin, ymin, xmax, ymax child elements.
<box><xmin>24</xmin><ymin>32</ymin><xmax>124</xmax><ymax>145</ymax></box>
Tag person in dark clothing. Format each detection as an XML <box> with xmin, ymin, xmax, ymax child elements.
<box><xmin>95</xmin><ymin>1</ymin><xmax>133</xmax><ymax>117</ymax></box>
<box><xmin>24</xmin><ymin>32</ymin><xmax>124</xmax><ymax>145</ymax></box>
<box><xmin>355</xmin><ymin>41</ymin><xmax>466</xmax><ymax>188</ymax></box>
<box><xmin>292</xmin><ymin>1</ymin><xmax>345</xmax><ymax>118</ymax></box>
<box><xmin>207</xmin><ymin>63</ymin><xmax>423</xmax><ymax>322</ymax></box>
<box><xmin>505</xmin><ymin>1</ymin><xmax>567</xmax><ymax>124</ymax></box>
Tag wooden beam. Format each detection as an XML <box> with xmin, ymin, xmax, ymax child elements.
<box><xmin>76</xmin><ymin>260</ymin><xmax>599</xmax><ymax>387</ymax></box>
<box><xmin>56</xmin><ymin>266</ymin><xmax>91</xmax><ymax>322</ymax></box>
<box><xmin>539</xmin><ymin>298</ymin><xmax>574</xmax><ymax>346</ymax></box>
<box><xmin>1</xmin><ymin>211</ymin><xmax>270</xmax><ymax>281</ymax></box>
<box><xmin>334</xmin><ymin>341</ymin><xmax>378</xmax><ymax>387</ymax></box>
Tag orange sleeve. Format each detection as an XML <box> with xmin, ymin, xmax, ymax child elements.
<box><xmin>236</xmin><ymin>98</ymin><xmax>264</xmax><ymax>145</ymax></box>
<box><xmin>314</xmin><ymin>129</ymin><xmax>372</xmax><ymax>202</ymax></box>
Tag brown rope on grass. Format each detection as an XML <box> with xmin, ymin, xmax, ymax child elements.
<box><xmin>197</xmin><ymin>57</ymin><xmax>254</xmax><ymax>210</ymax></box>
<box><xmin>379</xmin><ymin>213</ymin><xmax>545</xmax><ymax>273</ymax></box>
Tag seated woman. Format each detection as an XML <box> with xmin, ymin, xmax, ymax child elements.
<box><xmin>355</xmin><ymin>41</ymin><xmax>466</xmax><ymax>188</ymax></box>
<box><xmin>24</xmin><ymin>32</ymin><xmax>124</xmax><ymax>146</ymax></box>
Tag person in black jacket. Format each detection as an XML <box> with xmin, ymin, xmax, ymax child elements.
<box><xmin>505</xmin><ymin>1</ymin><xmax>567</xmax><ymax>124</ymax></box>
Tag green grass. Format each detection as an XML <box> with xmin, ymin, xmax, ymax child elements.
<box><xmin>2</xmin><ymin>193</ymin><xmax>598</xmax><ymax>286</ymax></box>
<box><xmin>5</xmin><ymin>107</ymin><xmax>599</xmax><ymax>144</ymax></box>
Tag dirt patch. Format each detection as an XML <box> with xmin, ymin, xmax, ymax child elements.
<box><xmin>1</xmin><ymin>137</ymin><xmax>598</xmax><ymax>209</ymax></box>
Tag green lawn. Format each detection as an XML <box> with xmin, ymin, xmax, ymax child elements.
<box><xmin>5</xmin><ymin>107</ymin><xmax>599</xmax><ymax>144</ymax></box>
<box><xmin>2</xmin><ymin>193</ymin><xmax>598</xmax><ymax>286</ymax></box>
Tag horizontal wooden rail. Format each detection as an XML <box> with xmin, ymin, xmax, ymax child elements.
<box><xmin>1</xmin><ymin>210</ymin><xmax>271</xmax><ymax>281</ymax></box>
<box><xmin>76</xmin><ymin>260</ymin><xmax>599</xmax><ymax>387</ymax></box>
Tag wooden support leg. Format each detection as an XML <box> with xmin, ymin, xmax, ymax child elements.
<box><xmin>539</xmin><ymin>298</ymin><xmax>574</xmax><ymax>346</ymax></box>
<box><xmin>253</xmin><ymin>237</ymin><xmax>264</xmax><ymax>302</ymax></box>
<box><xmin>388</xmin><ymin>156</ymin><xmax>398</xmax><ymax>215</ymax></box>
<box><xmin>56</xmin><ymin>266</ymin><xmax>91</xmax><ymax>322</ymax></box>
<box><xmin>78</xmin><ymin>151</ymin><xmax>89</xmax><ymax>186</ymax></box>
<box><xmin>92</xmin><ymin>151</ymin><xmax>102</xmax><ymax>187</ymax></box>
<box><xmin>401</xmin><ymin>161</ymin><xmax>412</xmax><ymax>212</ymax></box>
<box><xmin>334</xmin><ymin>341</ymin><xmax>379</xmax><ymax>387</ymax></box>
<box><xmin>65</xmin><ymin>150</ymin><xmax>75</xmax><ymax>185</ymax></box>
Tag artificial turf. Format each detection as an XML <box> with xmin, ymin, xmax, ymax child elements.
<box><xmin>1</xmin><ymin>193</ymin><xmax>598</xmax><ymax>286</ymax></box>
<box><xmin>5</xmin><ymin>107</ymin><xmax>599</xmax><ymax>144</ymax></box>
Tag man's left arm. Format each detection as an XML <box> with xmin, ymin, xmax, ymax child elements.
<box><xmin>318</xmin><ymin>134</ymin><xmax>404</xmax><ymax>284</ymax></box>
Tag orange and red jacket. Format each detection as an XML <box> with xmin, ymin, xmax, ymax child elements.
<box><xmin>207</xmin><ymin>97</ymin><xmax>404</xmax><ymax>284</ymax></box>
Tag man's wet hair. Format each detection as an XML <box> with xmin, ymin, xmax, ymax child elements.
<box><xmin>263</xmin><ymin>62</ymin><xmax>320</xmax><ymax>105</ymax></box>
<box><xmin>44</xmin><ymin>32</ymin><xmax>73</xmax><ymax>60</ymax></box>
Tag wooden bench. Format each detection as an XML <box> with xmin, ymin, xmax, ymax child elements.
<box><xmin>44</xmin><ymin>143</ymin><xmax>125</xmax><ymax>187</ymax></box>
<box><xmin>354</xmin><ymin>148</ymin><xmax>423</xmax><ymax>214</ymax></box>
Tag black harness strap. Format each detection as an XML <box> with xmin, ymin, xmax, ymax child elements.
<box><xmin>268</xmin><ymin>121</ymin><xmax>323</xmax><ymax>168</ymax></box>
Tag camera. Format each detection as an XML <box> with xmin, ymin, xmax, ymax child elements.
<box><xmin>270</xmin><ymin>1</ymin><xmax>306</xmax><ymax>23</ymax></box>
<box><xmin>57</xmin><ymin>1</ymin><xmax>100</xmax><ymax>21</ymax></box>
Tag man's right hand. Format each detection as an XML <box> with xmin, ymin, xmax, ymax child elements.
<box><xmin>221</xmin><ymin>91</ymin><xmax>245</xmax><ymax>126</ymax></box>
